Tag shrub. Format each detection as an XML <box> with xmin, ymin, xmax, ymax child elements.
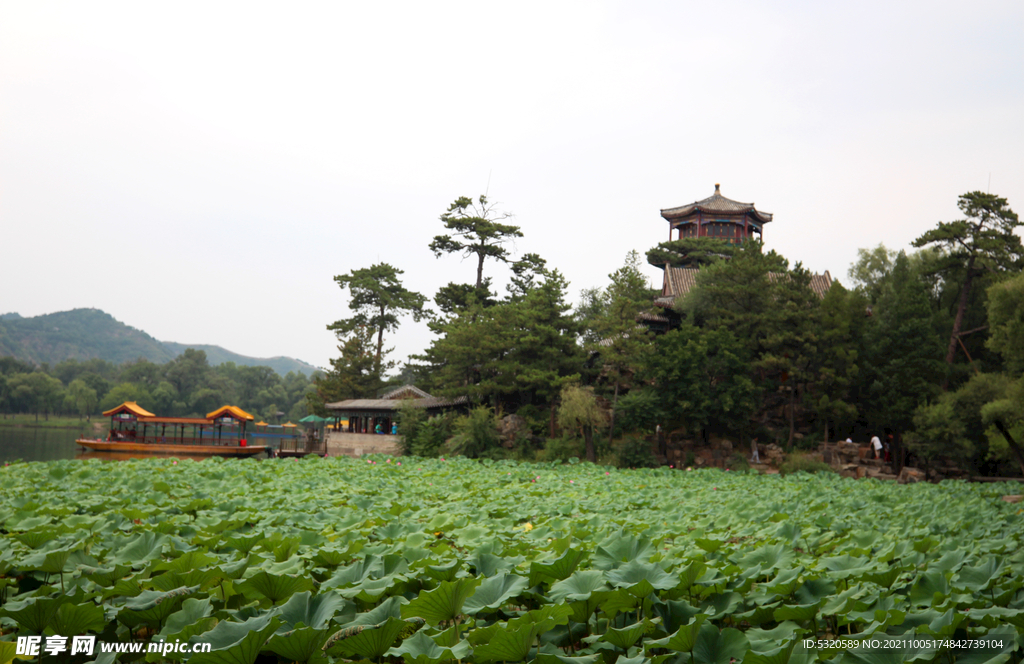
<box><xmin>614</xmin><ymin>389</ymin><xmax>663</xmax><ymax>436</ymax></box>
<box><xmin>728</xmin><ymin>453</ymin><xmax>750</xmax><ymax>472</ymax></box>
<box><xmin>395</xmin><ymin>400</ymin><xmax>427</xmax><ymax>455</ymax></box>
<box><xmin>536</xmin><ymin>436</ymin><xmax>585</xmax><ymax>463</ymax></box>
<box><xmin>778</xmin><ymin>452</ymin><xmax>836</xmax><ymax>476</ymax></box>
<box><xmin>446</xmin><ymin>406</ymin><xmax>501</xmax><ymax>458</ymax></box>
<box><xmin>515</xmin><ymin>404</ymin><xmax>549</xmax><ymax>436</ymax></box>
<box><xmin>410</xmin><ymin>414</ymin><xmax>453</xmax><ymax>458</ymax></box>
<box><xmin>615</xmin><ymin>436</ymin><xmax>658</xmax><ymax>468</ymax></box>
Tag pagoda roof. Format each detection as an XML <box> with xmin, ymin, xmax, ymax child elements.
<box><xmin>206</xmin><ymin>405</ymin><xmax>255</xmax><ymax>421</ymax></box>
<box><xmin>103</xmin><ymin>401</ymin><xmax>156</xmax><ymax>418</ymax></box>
<box><xmin>661</xmin><ymin>184</ymin><xmax>773</xmax><ymax>224</ymax></box>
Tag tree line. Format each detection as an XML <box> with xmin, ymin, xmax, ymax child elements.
<box><xmin>310</xmin><ymin>191</ymin><xmax>1023</xmax><ymax>475</ymax></box>
<box><xmin>0</xmin><ymin>349</ymin><xmax>314</xmax><ymax>423</ymax></box>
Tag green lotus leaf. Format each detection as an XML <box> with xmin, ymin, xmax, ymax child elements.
<box><xmin>771</xmin><ymin>600</ymin><xmax>821</xmax><ymax>623</ymax></box>
<box><xmin>423</xmin><ymin>559</ymin><xmax>462</xmax><ymax>582</ymax></box>
<box><xmin>20</xmin><ymin>547</ymin><xmax>74</xmax><ymax>574</ymax></box>
<box><xmin>159</xmin><ymin>597</ymin><xmax>214</xmax><ymax>637</ymax></box>
<box><xmin>224</xmin><ymin>532</ymin><xmax>265</xmax><ymax>554</ymax></box>
<box><xmin>694</xmin><ymin>538</ymin><xmax>724</xmax><ymax>553</ymax></box>
<box><xmin>469</xmin><ymin>552</ymin><xmax>521</xmax><ymax>577</ymax></box>
<box><xmin>323</xmin><ymin>616</ymin><xmax>406</xmax><ymax>660</ymax></box>
<box><xmin>536</xmin><ymin>652</ymin><xmax>604</xmax><ymax>664</ymax></box>
<box><xmin>952</xmin><ymin>556</ymin><xmax>1004</xmax><ymax>593</ymax></box>
<box><xmin>599</xmin><ymin>619</ymin><xmax>650</xmax><ymax>650</ymax></box>
<box><xmin>470</xmin><ymin>623</ymin><xmax>535</xmax><ymax>663</ymax></box>
<box><xmin>909</xmin><ymin>570</ymin><xmax>950</xmax><ymax>606</ymax></box>
<box><xmin>187</xmin><ymin>614</ymin><xmax>281</xmax><ymax>664</ymax></box>
<box><xmin>12</xmin><ymin>527</ymin><xmax>65</xmax><ymax>549</ymax></box>
<box><xmin>239</xmin><ymin>570</ymin><xmax>314</xmax><ymax>604</ymax></box>
<box><xmin>593</xmin><ymin>534</ymin><xmax>653</xmax><ymax>570</ymax></box>
<box><xmin>645</xmin><ymin>615</ymin><xmax>708</xmax><ymax>653</ymax></box>
<box><xmin>794</xmin><ymin>578</ymin><xmax>835</xmax><ymax>605</ymax></box>
<box><xmin>765</xmin><ymin>566</ymin><xmax>803</xmax><ymax>595</ymax></box>
<box><xmin>49</xmin><ymin>602</ymin><xmax>107</xmax><ymax>636</ymax></box>
<box><xmin>271</xmin><ymin>590</ymin><xmax>346</xmax><ymax>631</ymax></box>
<box><xmin>401</xmin><ymin>577</ymin><xmax>481</xmax><ymax>626</ymax></box>
<box><xmin>737</xmin><ymin>543</ymin><xmax>795</xmax><ymax>573</ymax></box>
<box><xmin>600</xmin><ymin>587</ymin><xmax>640</xmax><ymax>618</ymax></box>
<box><xmin>699</xmin><ymin>592</ymin><xmax>742</xmax><ymax>620</ymax></box>
<box><xmin>345</xmin><ymin>596</ymin><xmax>405</xmax><ymax>627</ymax></box>
<box><xmin>118</xmin><ymin>585</ymin><xmax>197</xmax><ymax>630</ymax></box>
<box><xmin>1</xmin><ymin>595</ymin><xmax>72</xmax><ymax>633</ymax></box>
<box><xmin>111</xmin><ymin>532</ymin><xmax>169</xmax><ymax>567</ymax></box>
<box><xmin>740</xmin><ymin>641</ymin><xmax>797</xmax><ymax>664</ymax></box>
<box><xmin>606</xmin><ymin>560</ymin><xmax>680</xmax><ymax>595</ymax></box>
<box><xmin>265</xmin><ymin>626</ymin><xmax>332</xmax><ymax>664</ymax></box>
<box><xmin>529</xmin><ymin>549</ymin><xmax>587</xmax><ymax>586</ymax></box>
<box><xmin>84</xmin><ymin>564</ymin><xmax>133</xmax><ymax>586</ymax></box>
<box><xmin>549</xmin><ymin>570</ymin><xmax>609</xmax><ymax>602</ymax></box>
<box><xmin>152</xmin><ymin>550</ymin><xmax>220</xmax><ymax>574</ymax></box>
<box><xmin>966</xmin><ymin>606</ymin><xmax>1024</xmax><ymax>629</ymax></box>
<box><xmin>674</xmin><ymin>560</ymin><xmax>708</xmax><ymax>593</ymax></box>
<box><xmin>386</xmin><ymin>629</ymin><xmax>471</xmax><ymax>664</ymax></box>
<box><xmin>463</xmin><ymin>573</ymin><xmax>528</xmax><ymax>615</ymax></box>
<box><xmin>690</xmin><ymin>624</ymin><xmax>749</xmax><ymax>664</ymax></box>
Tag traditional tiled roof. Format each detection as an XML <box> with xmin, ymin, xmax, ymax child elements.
<box><xmin>102</xmin><ymin>401</ymin><xmax>156</xmax><ymax>418</ymax></box>
<box><xmin>206</xmin><ymin>405</ymin><xmax>255</xmax><ymax>421</ymax></box>
<box><xmin>661</xmin><ymin>184</ymin><xmax>773</xmax><ymax>224</ymax></box>
<box><xmin>808</xmin><ymin>271</ymin><xmax>833</xmax><ymax>299</ymax></box>
<box><xmin>655</xmin><ymin>267</ymin><xmax>832</xmax><ymax>306</ymax></box>
<box><xmin>381</xmin><ymin>385</ymin><xmax>432</xmax><ymax>400</ymax></box>
<box><xmin>325</xmin><ymin>395</ymin><xmax>470</xmax><ymax>413</ymax></box>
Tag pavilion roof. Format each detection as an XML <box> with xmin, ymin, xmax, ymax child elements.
<box><xmin>102</xmin><ymin>401</ymin><xmax>156</xmax><ymax>418</ymax></box>
<box><xmin>661</xmin><ymin>184</ymin><xmax>773</xmax><ymax>224</ymax></box>
<box><xmin>380</xmin><ymin>385</ymin><xmax>432</xmax><ymax>400</ymax></box>
<box><xmin>325</xmin><ymin>395</ymin><xmax>469</xmax><ymax>414</ymax></box>
<box><xmin>206</xmin><ymin>405</ymin><xmax>255</xmax><ymax>421</ymax></box>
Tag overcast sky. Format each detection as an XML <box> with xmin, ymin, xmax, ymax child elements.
<box><xmin>2</xmin><ymin>1</ymin><xmax>1022</xmax><ymax>371</ymax></box>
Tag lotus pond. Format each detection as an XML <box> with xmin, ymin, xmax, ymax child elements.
<box><xmin>1</xmin><ymin>456</ymin><xmax>1022</xmax><ymax>664</ymax></box>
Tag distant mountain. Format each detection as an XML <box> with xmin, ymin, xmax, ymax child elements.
<box><xmin>0</xmin><ymin>309</ymin><xmax>317</xmax><ymax>376</ymax></box>
<box><xmin>162</xmin><ymin>342</ymin><xmax>317</xmax><ymax>377</ymax></box>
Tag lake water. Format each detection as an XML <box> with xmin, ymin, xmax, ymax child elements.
<box><xmin>0</xmin><ymin>425</ymin><xmax>93</xmax><ymax>463</ymax></box>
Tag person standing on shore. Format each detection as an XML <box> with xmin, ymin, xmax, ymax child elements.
<box><xmin>750</xmin><ymin>436</ymin><xmax>760</xmax><ymax>464</ymax></box>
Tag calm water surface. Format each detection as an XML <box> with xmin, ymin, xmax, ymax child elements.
<box><xmin>0</xmin><ymin>425</ymin><xmax>92</xmax><ymax>462</ymax></box>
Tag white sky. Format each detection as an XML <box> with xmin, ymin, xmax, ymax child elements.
<box><xmin>2</xmin><ymin>1</ymin><xmax>1022</xmax><ymax>371</ymax></box>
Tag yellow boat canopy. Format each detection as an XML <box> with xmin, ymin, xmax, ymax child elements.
<box><xmin>255</xmin><ymin>421</ymin><xmax>269</xmax><ymax>427</ymax></box>
<box><xmin>206</xmin><ymin>405</ymin><xmax>255</xmax><ymax>422</ymax></box>
<box><xmin>103</xmin><ymin>402</ymin><xmax>156</xmax><ymax>418</ymax></box>
<box><xmin>282</xmin><ymin>421</ymin><xmax>298</xmax><ymax>428</ymax></box>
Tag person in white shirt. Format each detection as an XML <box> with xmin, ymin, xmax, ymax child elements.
<box><xmin>871</xmin><ymin>435</ymin><xmax>882</xmax><ymax>460</ymax></box>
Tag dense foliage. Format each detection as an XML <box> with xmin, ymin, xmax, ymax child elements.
<box><xmin>1</xmin><ymin>458</ymin><xmax>1022</xmax><ymax>663</ymax></box>
<box><xmin>0</xmin><ymin>350</ymin><xmax>314</xmax><ymax>423</ymax></box>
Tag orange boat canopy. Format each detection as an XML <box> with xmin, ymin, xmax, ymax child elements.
<box><xmin>206</xmin><ymin>405</ymin><xmax>255</xmax><ymax>422</ymax></box>
<box><xmin>103</xmin><ymin>402</ymin><xmax>156</xmax><ymax>418</ymax></box>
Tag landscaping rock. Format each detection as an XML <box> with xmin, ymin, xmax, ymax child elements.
<box><xmin>898</xmin><ymin>466</ymin><xmax>926</xmax><ymax>484</ymax></box>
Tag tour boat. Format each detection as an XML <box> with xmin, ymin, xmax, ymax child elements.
<box><xmin>76</xmin><ymin>402</ymin><xmax>269</xmax><ymax>458</ymax></box>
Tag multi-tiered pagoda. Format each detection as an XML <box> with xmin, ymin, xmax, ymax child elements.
<box><xmin>649</xmin><ymin>185</ymin><xmax>832</xmax><ymax>323</ymax></box>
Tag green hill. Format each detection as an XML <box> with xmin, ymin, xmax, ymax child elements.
<box><xmin>0</xmin><ymin>309</ymin><xmax>316</xmax><ymax>376</ymax></box>
<box><xmin>162</xmin><ymin>342</ymin><xmax>317</xmax><ymax>377</ymax></box>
